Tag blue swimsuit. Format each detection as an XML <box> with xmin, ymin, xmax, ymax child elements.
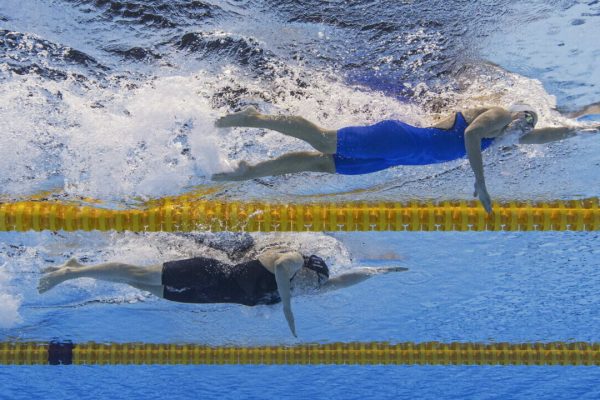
<box><xmin>333</xmin><ymin>112</ymin><xmax>495</xmax><ymax>175</ymax></box>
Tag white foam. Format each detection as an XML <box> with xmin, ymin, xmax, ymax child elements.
<box><xmin>0</xmin><ymin>74</ymin><xmax>230</xmax><ymax>200</ymax></box>
<box><xmin>61</xmin><ymin>75</ymin><xmax>229</xmax><ymax>200</ymax></box>
<box><xmin>0</xmin><ymin>77</ymin><xmax>67</xmax><ymax>195</ymax></box>
<box><xmin>0</xmin><ymin>268</ymin><xmax>22</xmax><ymax>328</ymax></box>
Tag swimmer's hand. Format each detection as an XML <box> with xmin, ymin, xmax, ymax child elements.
<box><xmin>374</xmin><ymin>266</ymin><xmax>409</xmax><ymax>274</ymax></box>
<box><xmin>321</xmin><ymin>266</ymin><xmax>408</xmax><ymax>292</ymax></box>
<box><xmin>285</xmin><ymin>307</ymin><xmax>297</xmax><ymax>338</ymax></box>
<box><xmin>579</xmin><ymin>124</ymin><xmax>600</xmax><ymax>134</ymax></box>
<box><xmin>474</xmin><ymin>181</ymin><xmax>492</xmax><ymax>214</ymax></box>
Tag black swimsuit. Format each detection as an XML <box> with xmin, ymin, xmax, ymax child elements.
<box><xmin>161</xmin><ymin>257</ymin><xmax>280</xmax><ymax>306</ymax></box>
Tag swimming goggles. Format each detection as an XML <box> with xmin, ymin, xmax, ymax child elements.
<box><xmin>523</xmin><ymin>111</ymin><xmax>536</xmax><ymax>127</ymax></box>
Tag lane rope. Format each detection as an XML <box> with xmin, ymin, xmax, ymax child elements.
<box><xmin>1</xmin><ymin>341</ymin><xmax>599</xmax><ymax>366</ymax></box>
<box><xmin>0</xmin><ymin>198</ymin><xmax>598</xmax><ymax>232</ymax></box>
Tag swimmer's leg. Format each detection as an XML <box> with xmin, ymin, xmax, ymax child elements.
<box><xmin>215</xmin><ymin>107</ymin><xmax>337</xmax><ymax>153</ymax></box>
<box><xmin>38</xmin><ymin>260</ymin><xmax>163</xmax><ymax>294</ymax></box>
<box><xmin>212</xmin><ymin>152</ymin><xmax>335</xmax><ymax>181</ymax></box>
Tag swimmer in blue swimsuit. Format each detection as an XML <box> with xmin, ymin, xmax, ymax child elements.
<box><xmin>213</xmin><ymin>104</ymin><xmax>600</xmax><ymax>212</ymax></box>
<box><xmin>38</xmin><ymin>247</ymin><xmax>407</xmax><ymax>336</ymax></box>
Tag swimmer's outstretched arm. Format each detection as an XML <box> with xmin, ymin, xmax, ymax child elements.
<box><xmin>525</xmin><ymin>101</ymin><xmax>600</xmax><ymax>144</ymax></box>
<box><xmin>464</xmin><ymin>107</ymin><xmax>512</xmax><ymax>213</ymax></box>
<box><xmin>320</xmin><ymin>266</ymin><xmax>408</xmax><ymax>292</ymax></box>
<box><xmin>520</xmin><ymin>124</ymin><xmax>600</xmax><ymax>144</ymax></box>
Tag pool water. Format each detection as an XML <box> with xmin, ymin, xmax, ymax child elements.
<box><xmin>1</xmin><ymin>0</ymin><xmax>600</xmax><ymax>398</ymax></box>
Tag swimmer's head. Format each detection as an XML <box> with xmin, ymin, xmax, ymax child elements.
<box><xmin>501</xmin><ymin>103</ymin><xmax>538</xmax><ymax>142</ymax></box>
<box><xmin>508</xmin><ymin>103</ymin><xmax>538</xmax><ymax>128</ymax></box>
<box><xmin>301</xmin><ymin>255</ymin><xmax>330</xmax><ymax>286</ymax></box>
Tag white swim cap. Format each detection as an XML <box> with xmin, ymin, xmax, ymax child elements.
<box><xmin>508</xmin><ymin>103</ymin><xmax>538</xmax><ymax>126</ymax></box>
<box><xmin>495</xmin><ymin>103</ymin><xmax>538</xmax><ymax>146</ymax></box>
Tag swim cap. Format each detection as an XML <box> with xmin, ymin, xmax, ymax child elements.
<box><xmin>302</xmin><ymin>255</ymin><xmax>329</xmax><ymax>285</ymax></box>
<box><xmin>508</xmin><ymin>103</ymin><xmax>538</xmax><ymax>126</ymax></box>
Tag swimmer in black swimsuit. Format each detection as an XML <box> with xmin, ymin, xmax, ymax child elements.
<box><xmin>38</xmin><ymin>249</ymin><xmax>407</xmax><ymax>336</ymax></box>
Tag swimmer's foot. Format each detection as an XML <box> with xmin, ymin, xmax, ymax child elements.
<box><xmin>41</xmin><ymin>266</ymin><xmax>62</xmax><ymax>274</ymax></box>
<box><xmin>215</xmin><ymin>106</ymin><xmax>261</xmax><ymax>128</ymax></box>
<box><xmin>41</xmin><ymin>258</ymin><xmax>82</xmax><ymax>274</ymax></box>
<box><xmin>211</xmin><ymin>161</ymin><xmax>252</xmax><ymax>182</ymax></box>
<box><xmin>38</xmin><ymin>268</ymin><xmax>72</xmax><ymax>293</ymax></box>
<box><xmin>38</xmin><ymin>258</ymin><xmax>82</xmax><ymax>293</ymax></box>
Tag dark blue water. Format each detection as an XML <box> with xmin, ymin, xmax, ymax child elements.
<box><xmin>2</xmin><ymin>365</ymin><xmax>600</xmax><ymax>400</ymax></box>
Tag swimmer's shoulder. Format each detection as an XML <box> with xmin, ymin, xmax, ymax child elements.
<box><xmin>432</xmin><ymin>107</ymin><xmax>497</xmax><ymax>129</ymax></box>
<box><xmin>258</xmin><ymin>248</ymin><xmax>303</xmax><ymax>274</ymax></box>
<box><xmin>460</xmin><ymin>107</ymin><xmax>507</xmax><ymax>124</ymax></box>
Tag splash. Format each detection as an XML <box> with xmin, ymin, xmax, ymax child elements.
<box><xmin>0</xmin><ymin>74</ymin><xmax>230</xmax><ymax>200</ymax></box>
<box><xmin>0</xmin><ymin>267</ymin><xmax>22</xmax><ymax>328</ymax></box>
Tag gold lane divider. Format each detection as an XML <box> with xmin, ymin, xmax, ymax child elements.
<box><xmin>0</xmin><ymin>198</ymin><xmax>598</xmax><ymax>232</ymax></box>
<box><xmin>1</xmin><ymin>341</ymin><xmax>599</xmax><ymax>366</ymax></box>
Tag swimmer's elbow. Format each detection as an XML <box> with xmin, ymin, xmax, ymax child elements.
<box><xmin>464</xmin><ymin>127</ymin><xmax>485</xmax><ymax>141</ymax></box>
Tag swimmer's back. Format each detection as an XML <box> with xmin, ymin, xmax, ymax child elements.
<box><xmin>162</xmin><ymin>256</ymin><xmax>280</xmax><ymax>306</ymax></box>
<box><xmin>334</xmin><ymin>112</ymin><xmax>495</xmax><ymax>174</ymax></box>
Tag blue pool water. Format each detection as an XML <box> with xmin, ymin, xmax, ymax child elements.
<box><xmin>2</xmin><ymin>231</ymin><xmax>600</xmax><ymax>398</ymax></box>
<box><xmin>1</xmin><ymin>0</ymin><xmax>600</xmax><ymax>398</ymax></box>
<box><xmin>2</xmin><ymin>365</ymin><xmax>600</xmax><ymax>400</ymax></box>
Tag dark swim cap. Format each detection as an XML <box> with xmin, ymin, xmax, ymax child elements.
<box><xmin>302</xmin><ymin>255</ymin><xmax>330</xmax><ymax>285</ymax></box>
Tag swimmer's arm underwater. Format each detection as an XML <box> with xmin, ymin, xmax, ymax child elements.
<box><xmin>524</xmin><ymin>102</ymin><xmax>600</xmax><ymax>144</ymax></box>
<box><xmin>273</xmin><ymin>254</ymin><xmax>302</xmax><ymax>337</ymax></box>
<box><xmin>320</xmin><ymin>266</ymin><xmax>408</xmax><ymax>292</ymax></box>
<box><xmin>464</xmin><ymin>107</ymin><xmax>512</xmax><ymax>213</ymax></box>
<box><xmin>519</xmin><ymin>124</ymin><xmax>600</xmax><ymax>144</ymax></box>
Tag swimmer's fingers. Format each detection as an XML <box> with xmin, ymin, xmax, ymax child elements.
<box><xmin>376</xmin><ymin>266</ymin><xmax>409</xmax><ymax>273</ymax></box>
<box><xmin>473</xmin><ymin>181</ymin><xmax>493</xmax><ymax>213</ymax></box>
<box><xmin>579</xmin><ymin>126</ymin><xmax>600</xmax><ymax>134</ymax></box>
<box><xmin>478</xmin><ymin>191</ymin><xmax>493</xmax><ymax>214</ymax></box>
